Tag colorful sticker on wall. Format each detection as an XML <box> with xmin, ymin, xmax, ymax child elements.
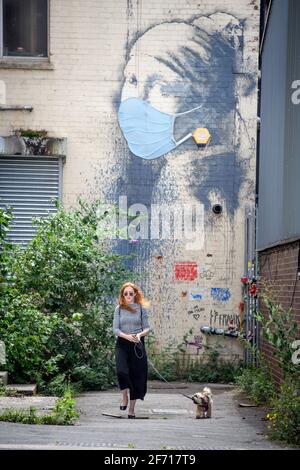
<box><xmin>210</xmin><ymin>288</ymin><xmax>231</xmax><ymax>301</ymax></box>
<box><xmin>174</xmin><ymin>262</ymin><xmax>198</xmax><ymax>281</ymax></box>
<box><xmin>188</xmin><ymin>288</ymin><xmax>208</xmax><ymax>300</ymax></box>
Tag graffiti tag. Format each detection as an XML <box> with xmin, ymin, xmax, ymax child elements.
<box><xmin>188</xmin><ymin>305</ymin><xmax>206</xmax><ymax>321</ymax></box>
<box><xmin>209</xmin><ymin>309</ymin><xmax>240</xmax><ymax>328</ymax></box>
<box><xmin>187</xmin><ymin>335</ymin><xmax>204</xmax><ymax>355</ymax></box>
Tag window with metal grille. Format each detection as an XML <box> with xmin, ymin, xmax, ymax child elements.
<box><xmin>0</xmin><ymin>155</ymin><xmax>63</xmax><ymax>246</ymax></box>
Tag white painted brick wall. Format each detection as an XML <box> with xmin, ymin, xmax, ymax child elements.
<box><xmin>0</xmin><ymin>0</ymin><xmax>260</xmax><ymax>357</ymax></box>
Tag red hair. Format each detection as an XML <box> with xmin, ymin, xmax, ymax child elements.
<box><xmin>118</xmin><ymin>282</ymin><xmax>150</xmax><ymax>313</ymax></box>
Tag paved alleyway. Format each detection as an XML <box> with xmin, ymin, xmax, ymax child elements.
<box><xmin>0</xmin><ymin>382</ymin><xmax>292</xmax><ymax>450</ymax></box>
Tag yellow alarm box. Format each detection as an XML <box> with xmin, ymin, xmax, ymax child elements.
<box><xmin>192</xmin><ymin>128</ymin><xmax>211</xmax><ymax>147</ymax></box>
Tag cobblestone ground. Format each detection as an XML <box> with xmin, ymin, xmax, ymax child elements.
<box><xmin>0</xmin><ymin>382</ymin><xmax>293</xmax><ymax>450</ymax></box>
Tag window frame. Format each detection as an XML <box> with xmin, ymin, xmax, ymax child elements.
<box><xmin>0</xmin><ymin>0</ymin><xmax>50</xmax><ymax>61</ymax></box>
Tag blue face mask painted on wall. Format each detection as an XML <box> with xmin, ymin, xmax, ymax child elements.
<box><xmin>118</xmin><ymin>97</ymin><xmax>202</xmax><ymax>160</ymax></box>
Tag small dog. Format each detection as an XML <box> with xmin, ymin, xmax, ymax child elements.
<box><xmin>192</xmin><ymin>387</ymin><xmax>213</xmax><ymax>419</ymax></box>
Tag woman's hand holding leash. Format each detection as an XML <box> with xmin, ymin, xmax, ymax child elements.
<box><xmin>125</xmin><ymin>334</ymin><xmax>140</xmax><ymax>343</ymax></box>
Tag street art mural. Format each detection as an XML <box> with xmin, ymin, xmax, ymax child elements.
<box><xmin>101</xmin><ymin>6</ymin><xmax>258</xmax><ymax>355</ymax></box>
<box><xmin>112</xmin><ymin>12</ymin><xmax>254</xmax><ymax>219</ymax></box>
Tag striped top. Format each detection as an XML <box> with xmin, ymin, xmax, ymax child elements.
<box><xmin>113</xmin><ymin>302</ymin><xmax>151</xmax><ymax>335</ymax></box>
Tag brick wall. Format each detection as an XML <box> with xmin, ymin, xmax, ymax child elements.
<box><xmin>0</xmin><ymin>0</ymin><xmax>261</xmax><ymax>356</ymax></box>
<box><xmin>258</xmin><ymin>239</ymin><xmax>300</xmax><ymax>384</ymax></box>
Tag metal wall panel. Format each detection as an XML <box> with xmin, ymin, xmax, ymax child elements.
<box><xmin>0</xmin><ymin>156</ymin><xmax>62</xmax><ymax>245</ymax></box>
<box><xmin>258</xmin><ymin>0</ymin><xmax>300</xmax><ymax>250</ymax></box>
<box><xmin>282</xmin><ymin>0</ymin><xmax>300</xmax><ymax>239</ymax></box>
<box><xmin>257</xmin><ymin>0</ymin><xmax>289</xmax><ymax>250</ymax></box>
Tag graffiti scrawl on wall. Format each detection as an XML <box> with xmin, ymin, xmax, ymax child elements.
<box><xmin>188</xmin><ymin>304</ymin><xmax>206</xmax><ymax>320</ymax></box>
<box><xmin>187</xmin><ymin>335</ymin><xmax>204</xmax><ymax>354</ymax></box>
<box><xmin>209</xmin><ymin>309</ymin><xmax>240</xmax><ymax>328</ymax></box>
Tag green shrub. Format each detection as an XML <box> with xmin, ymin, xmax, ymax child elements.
<box><xmin>0</xmin><ymin>407</ymin><xmax>39</xmax><ymax>424</ymax></box>
<box><xmin>146</xmin><ymin>334</ymin><xmax>179</xmax><ymax>382</ymax></box>
<box><xmin>0</xmin><ymin>200</ymin><xmax>132</xmax><ymax>391</ymax></box>
<box><xmin>0</xmin><ymin>389</ymin><xmax>80</xmax><ymax>425</ymax></box>
<box><xmin>16</xmin><ymin>129</ymin><xmax>48</xmax><ymax>138</ymax></box>
<box><xmin>11</xmin><ymin>198</ymin><xmax>130</xmax><ymax>315</ymax></box>
<box><xmin>40</xmin><ymin>374</ymin><xmax>82</xmax><ymax>397</ymax></box>
<box><xmin>71</xmin><ymin>361</ymin><xmax>116</xmax><ymax>391</ymax></box>
<box><xmin>185</xmin><ymin>350</ymin><xmax>242</xmax><ymax>384</ymax></box>
<box><xmin>235</xmin><ymin>365</ymin><xmax>276</xmax><ymax>405</ymax></box>
<box><xmin>147</xmin><ymin>333</ymin><xmax>241</xmax><ymax>384</ymax></box>
<box><xmin>256</xmin><ymin>279</ymin><xmax>299</xmax><ymax>380</ymax></box>
<box><xmin>267</xmin><ymin>378</ymin><xmax>300</xmax><ymax>446</ymax></box>
<box><xmin>0</xmin><ymin>289</ymin><xmax>64</xmax><ymax>384</ymax></box>
<box><xmin>0</xmin><ymin>386</ymin><xmax>18</xmax><ymax>397</ymax></box>
<box><xmin>0</xmin><ymin>206</ymin><xmax>14</xmax><ymax>293</ymax></box>
<box><xmin>41</xmin><ymin>389</ymin><xmax>80</xmax><ymax>425</ymax></box>
<box><xmin>253</xmin><ymin>280</ymin><xmax>300</xmax><ymax>445</ymax></box>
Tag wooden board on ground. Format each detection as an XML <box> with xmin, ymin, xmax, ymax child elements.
<box><xmin>238</xmin><ymin>403</ymin><xmax>258</xmax><ymax>407</ymax></box>
<box><xmin>102</xmin><ymin>412</ymin><xmax>149</xmax><ymax>419</ymax></box>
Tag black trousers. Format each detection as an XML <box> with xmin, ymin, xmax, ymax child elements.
<box><xmin>115</xmin><ymin>336</ymin><xmax>148</xmax><ymax>400</ymax></box>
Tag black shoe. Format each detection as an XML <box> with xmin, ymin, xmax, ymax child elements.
<box><xmin>120</xmin><ymin>401</ymin><xmax>128</xmax><ymax>411</ymax></box>
<box><xmin>128</xmin><ymin>414</ymin><xmax>135</xmax><ymax>419</ymax></box>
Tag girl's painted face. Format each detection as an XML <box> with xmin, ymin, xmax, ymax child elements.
<box><xmin>123</xmin><ymin>288</ymin><xmax>135</xmax><ymax>304</ymax></box>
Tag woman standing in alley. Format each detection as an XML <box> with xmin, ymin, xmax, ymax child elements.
<box><xmin>113</xmin><ymin>282</ymin><xmax>151</xmax><ymax>418</ymax></box>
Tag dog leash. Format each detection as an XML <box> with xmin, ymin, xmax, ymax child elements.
<box><xmin>134</xmin><ymin>340</ymin><xmax>194</xmax><ymax>401</ymax></box>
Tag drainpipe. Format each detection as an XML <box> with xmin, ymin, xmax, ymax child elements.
<box><xmin>254</xmin><ymin>0</ymin><xmax>273</xmax><ymax>363</ymax></box>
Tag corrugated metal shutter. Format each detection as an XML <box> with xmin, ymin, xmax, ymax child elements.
<box><xmin>0</xmin><ymin>156</ymin><xmax>63</xmax><ymax>246</ymax></box>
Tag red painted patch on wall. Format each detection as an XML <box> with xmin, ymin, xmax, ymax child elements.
<box><xmin>174</xmin><ymin>262</ymin><xmax>198</xmax><ymax>281</ymax></box>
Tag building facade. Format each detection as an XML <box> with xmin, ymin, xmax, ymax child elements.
<box><xmin>0</xmin><ymin>0</ymin><xmax>260</xmax><ymax>357</ymax></box>
<box><xmin>257</xmin><ymin>0</ymin><xmax>300</xmax><ymax>382</ymax></box>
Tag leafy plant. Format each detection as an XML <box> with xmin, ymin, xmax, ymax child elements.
<box><xmin>235</xmin><ymin>365</ymin><xmax>276</xmax><ymax>405</ymax></box>
<box><xmin>127</xmin><ymin>443</ymin><xmax>136</xmax><ymax>448</ymax></box>
<box><xmin>237</xmin><ymin>279</ymin><xmax>300</xmax><ymax>445</ymax></box>
<box><xmin>255</xmin><ymin>279</ymin><xmax>299</xmax><ymax>379</ymax></box>
<box><xmin>15</xmin><ymin>129</ymin><xmax>48</xmax><ymax>138</ymax></box>
<box><xmin>0</xmin><ymin>289</ymin><xmax>64</xmax><ymax>384</ymax></box>
<box><xmin>40</xmin><ymin>374</ymin><xmax>82</xmax><ymax>397</ymax></box>
<box><xmin>0</xmin><ymin>407</ymin><xmax>39</xmax><ymax>424</ymax></box>
<box><xmin>41</xmin><ymin>389</ymin><xmax>80</xmax><ymax>425</ymax></box>
<box><xmin>147</xmin><ymin>331</ymin><xmax>242</xmax><ymax>383</ymax></box>
<box><xmin>0</xmin><ymin>206</ymin><xmax>15</xmax><ymax>294</ymax></box>
<box><xmin>0</xmin><ymin>199</ymin><xmax>133</xmax><ymax>391</ymax></box>
<box><xmin>0</xmin><ymin>386</ymin><xmax>18</xmax><ymax>397</ymax></box>
<box><xmin>266</xmin><ymin>378</ymin><xmax>300</xmax><ymax>445</ymax></box>
<box><xmin>185</xmin><ymin>349</ymin><xmax>242</xmax><ymax>384</ymax></box>
<box><xmin>11</xmin><ymin>198</ymin><xmax>130</xmax><ymax>315</ymax></box>
<box><xmin>0</xmin><ymin>389</ymin><xmax>80</xmax><ymax>425</ymax></box>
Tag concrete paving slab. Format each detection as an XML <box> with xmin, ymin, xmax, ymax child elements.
<box><xmin>7</xmin><ymin>384</ymin><xmax>37</xmax><ymax>396</ymax></box>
